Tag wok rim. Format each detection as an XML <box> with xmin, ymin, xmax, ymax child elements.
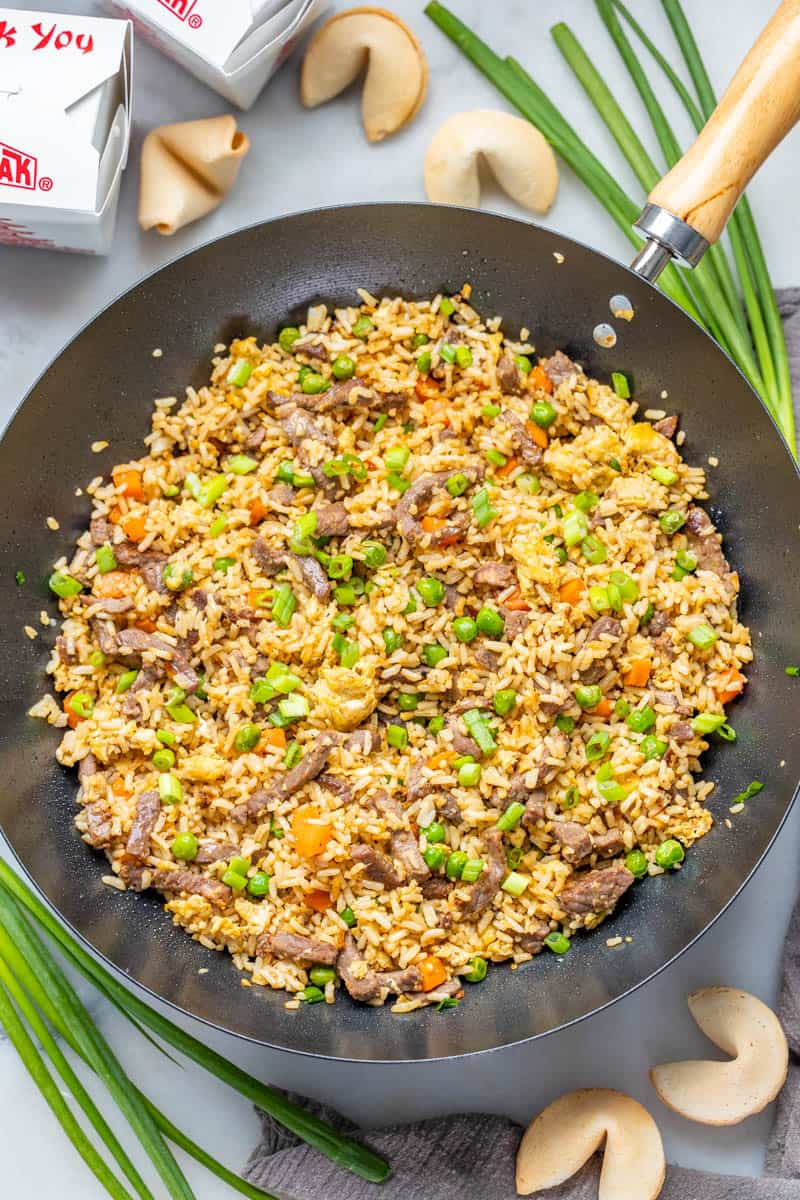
<box><xmin>3</xmin><ymin>200</ymin><xmax>798</xmax><ymax>1064</ymax></box>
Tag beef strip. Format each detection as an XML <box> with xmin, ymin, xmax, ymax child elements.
<box><xmin>89</xmin><ymin>596</ymin><xmax>134</xmax><ymax>616</ymax></box>
<box><xmin>318</xmin><ymin>773</ymin><xmax>353</xmax><ymax>803</ymax></box>
<box><xmin>521</xmin><ymin>790</ymin><xmax>547</xmax><ymax>827</ymax></box>
<box><xmin>125</xmin><ymin>867</ymin><xmax>232</xmax><ymax>907</ymax></box>
<box><xmin>121</xmin><ymin>693</ymin><xmax>143</xmax><ymax>720</ymax></box>
<box><xmin>190</xmin><ymin>588</ymin><xmax>208</xmax><ymax>611</ymax></box>
<box><xmin>89</xmin><ymin>514</ymin><xmax>114</xmax><ymax>546</ymax></box>
<box><xmin>343</xmin><ymin>728</ymin><xmax>375</xmax><ymax>755</ymax></box>
<box><xmin>437</xmin><ymin>793</ymin><xmax>462</xmax><ymax>824</ymax></box>
<box><xmin>375</xmin><ymin>966</ymin><xmax>424</xmax><ymax>994</ymax></box>
<box><xmin>396</xmin><ymin>469</ymin><xmax>482</xmax><ymax>546</ymax></box>
<box><xmin>496</xmin><ymin>352</ymin><xmax>524</xmax><ymax>395</ymax></box>
<box><xmin>194</xmin><ymin>840</ymin><xmax>238</xmax><ymax>865</ymax></box>
<box><xmin>499</xmin><ymin>411</ymin><xmax>543</xmax><ymax>466</ymax></box>
<box><xmin>685</xmin><ymin>506</ymin><xmax>735</xmax><ymax>594</ymax></box>
<box><xmin>474</xmin><ymin>561</ymin><xmax>517</xmax><ymax>590</ymax></box>
<box><xmin>91</xmin><ymin>617</ymin><xmax>120</xmax><ymax>657</ymax></box>
<box><xmin>579</xmin><ymin>616</ymin><xmax>624</xmax><ymax>682</ymax></box>
<box><xmin>55</xmin><ymin>634</ymin><xmax>78</xmax><ymax>665</ymax></box>
<box><xmin>293</xmin><ymin>338</ymin><xmax>327</xmax><ymax>361</ymax></box>
<box><xmin>647</xmin><ymin>611</ymin><xmax>670</xmax><ymax>637</ymax></box>
<box><xmin>276</xmin><ymin>377</ymin><xmax>381</xmax><ymax>415</ymax></box>
<box><xmin>551</xmin><ymin>821</ymin><xmax>593</xmax><ymax>865</ymax></box>
<box><xmin>337</xmin><ymin>934</ymin><xmax>381</xmax><ymax>1002</ymax></box>
<box><xmin>231</xmin><ymin>736</ymin><xmax>335</xmax><ymax>822</ymax></box>
<box><xmin>350</xmin><ymin>843</ymin><xmax>402</xmax><ymax>889</ymax></box>
<box><xmin>113</xmin><ymin>542</ymin><xmax>168</xmax><ymax>593</ymax></box>
<box><xmin>84</xmin><ymin>803</ymin><xmax>113</xmax><ymax>848</ymax></box>
<box><xmin>131</xmin><ymin>664</ymin><xmax>162</xmax><ymax>694</ymax></box>
<box><xmin>653</xmin><ymin>414</ymin><xmax>678</xmax><ymax>440</ymax></box>
<box><xmin>125</xmin><ymin>791</ymin><xmax>161</xmax><ymax>859</ymax></box>
<box><xmin>313</xmin><ymin>502</ymin><xmax>350</xmax><ymax>537</ymax></box>
<box><xmin>244</xmin><ymin>424</ymin><xmax>266</xmax><ymax>451</ymax></box>
<box><xmin>558</xmin><ymin>863</ymin><xmax>634</xmax><ymax>917</ymax></box>
<box><xmin>517</xmin><ymin>924</ymin><xmax>550</xmax><ymax>955</ymax></box>
<box><xmin>259</xmin><ymin>931</ymin><xmax>339</xmax><ymax>966</ymax></box>
<box><xmin>592</xmin><ymin>828</ymin><xmax>625</xmax><ymax>858</ymax></box>
<box><xmin>295</xmin><ymin>555</ymin><xmax>330</xmax><ymax>601</ymax></box>
<box><xmin>473</xmin><ymin>646</ymin><xmax>500</xmax><ymax>672</ymax></box>
<box><xmin>116</xmin><ymin>628</ymin><xmax>198</xmax><ymax>692</ymax></box>
<box><xmin>458</xmin><ymin>828</ymin><xmax>505</xmax><ymax>918</ymax></box>
<box><xmin>671</xmin><ymin>720</ymin><xmax>694</xmax><ymax>742</ymax></box>
<box><xmin>405</xmin><ymin>759</ymin><xmax>438</xmax><ymax>804</ymax></box>
<box><xmin>78</xmin><ymin>753</ymin><xmax>97</xmax><ymax>782</ymax></box>
<box><xmin>279</xmin><ymin>407</ymin><xmax>335</xmax><ymax>449</ymax></box>
<box><xmin>391</xmin><ymin>831</ymin><xmax>430</xmax><ymax>882</ymax></box>
<box><xmin>501</xmin><ymin>608</ymin><xmax>530</xmax><ymax>640</ymax></box>
<box><xmin>543</xmin><ymin>350</ymin><xmax>577</xmax><ymax>386</ymax></box>
<box><xmin>421</xmin><ymin>877</ymin><xmax>454</xmax><ymax>900</ymax></box>
<box><xmin>251</xmin><ymin>538</ymin><xmax>289</xmax><ymax>576</ymax></box>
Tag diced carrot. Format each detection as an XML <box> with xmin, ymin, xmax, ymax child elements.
<box><xmin>249</xmin><ymin>497</ymin><xmax>268</xmax><ymax>526</ymax></box>
<box><xmin>530</xmin><ymin>364</ymin><xmax>554</xmax><ymax>394</ymax></box>
<box><xmin>63</xmin><ymin>694</ymin><xmax>80</xmax><ymax>729</ymax></box>
<box><xmin>292</xmin><ymin>805</ymin><xmax>332</xmax><ymax>858</ymax></box>
<box><xmin>503</xmin><ymin>586</ymin><xmax>531</xmax><ymax>611</ymax></box>
<box><xmin>421</xmin><ymin>516</ymin><xmax>447</xmax><ymax>533</ymax></box>
<box><xmin>525</xmin><ymin>420</ymin><xmax>549</xmax><ymax>449</ymax></box>
<box><xmin>93</xmin><ymin>571</ymin><xmax>133</xmax><ymax>599</ymax></box>
<box><xmin>248</xmin><ymin>586</ymin><xmax>273</xmax><ymax>612</ymax></box>
<box><xmin>136</xmin><ymin>618</ymin><xmax>157</xmax><ymax>633</ymax></box>
<box><xmin>111</xmin><ymin>777</ymin><xmax>131</xmax><ymax>798</ymax></box>
<box><xmin>624</xmin><ymin>659</ymin><xmax>652</xmax><ymax>687</ymax></box>
<box><xmin>415</xmin><ymin>377</ymin><xmax>441</xmax><ymax>402</ymax></box>
<box><xmin>591</xmin><ymin>698</ymin><xmax>614</xmax><ymax>718</ymax></box>
<box><xmin>418</xmin><ymin>955</ymin><xmax>447</xmax><ymax>992</ymax></box>
<box><xmin>121</xmin><ymin>513</ymin><xmax>147</xmax><ymax>542</ymax></box>
<box><xmin>108</xmin><ymin>507</ymin><xmax>122</xmax><ymax>525</ymax></box>
<box><xmin>716</xmin><ymin>667</ymin><xmax>746</xmax><ymax>704</ymax></box>
<box><xmin>305</xmin><ymin>889</ymin><xmax>331</xmax><ymax>913</ymax></box>
<box><xmin>427</xmin><ymin>750</ymin><xmax>456</xmax><ymax>770</ymax></box>
<box><xmin>262</xmin><ymin>727</ymin><xmax>287</xmax><ymax>750</ymax></box>
<box><xmin>496</xmin><ymin>455</ymin><xmax>519</xmax><ymax>478</ymax></box>
<box><xmin>558</xmin><ymin>577</ymin><xmax>585</xmax><ymax>606</ymax></box>
<box><xmin>112</xmin><ymin>468</ymin><xmax>143</xmax><ymax>501</ymax></box>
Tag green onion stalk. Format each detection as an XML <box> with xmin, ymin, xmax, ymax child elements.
<box><xmin>423</xmin><ymin>1</ymin><xmax>796</xmax><ymax>457</ymax></box>
<box><xmin>0</xmin><ymin>862</ymin><xmax>390</xmax><ymax>1197</ymax></box>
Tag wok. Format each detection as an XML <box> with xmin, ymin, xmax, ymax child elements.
<box><xmin>1</xmin><ymin>5</ymin><xmax>799</xmax><ymax>1063</ymax></box>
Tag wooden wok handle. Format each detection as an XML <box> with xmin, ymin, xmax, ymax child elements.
<box><xmin>648</xmin><ymin>0</ymin><xmax>800</xmax><ymax>245</ymax></box>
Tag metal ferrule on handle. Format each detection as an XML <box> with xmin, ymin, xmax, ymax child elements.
<box><xmin>631</xmin><ymin>205</ymin><xmax>709</xmax><ymax>282</ymax></box>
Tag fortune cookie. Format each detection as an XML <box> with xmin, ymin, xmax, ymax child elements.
<box><xmin>139</xmin><ymin>116</ymin><xmax>250</xmax><ymax>236</ymax></box>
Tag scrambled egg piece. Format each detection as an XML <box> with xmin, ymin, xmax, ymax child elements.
<box><xmin>313</xmin><ymin>664</ymin><xmax>378</xmax><ymax>731</ymax></box>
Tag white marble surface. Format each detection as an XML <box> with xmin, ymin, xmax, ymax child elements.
<box><xmin>1</xmin><ymin>0</ymin><xmax>799</xmax><ymax>1194</ymax></box>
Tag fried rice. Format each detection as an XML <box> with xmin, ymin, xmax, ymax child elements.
<box><xmin>32</xmin><ymin>288</ymin><xmax>752</xmax><ymax>1012</ymax></box>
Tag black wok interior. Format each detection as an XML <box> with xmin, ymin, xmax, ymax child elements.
<box><xmin>1</xmin><ymin>204</ymin><xmax>798</xmax><ymax>1062</ymax></box>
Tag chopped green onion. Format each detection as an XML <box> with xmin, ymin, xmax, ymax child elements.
<box><xmin>88</xmin><ymin>650</ymin><xmax>106</xmax><ymax>669</ymax></box>
<box><xmin>455</xmin><ymin>345</ymin><xmax>473</xmax><ymax>368</ymax></box>
<box><xmin>94</xmin><ymin>545</ymin><xmax>117</xmax><ymax>574</ymax></box>
<box><xmin>639</xmin><ymin>602</ymin><xmax>656</xmax><ymax>628</ymax></box>
<box><xmin>340</xmin><ymin>905</ymin><xmax>357</xmax><ymax>928</ymax></box>
<box><xmin>440</xmin><ymin>342</ymin><xmax>457</xmax><ymax>365</ymax></box>
<box><xmin>234</xmin><ymin>724</ymin><xmax>261</xmax><ymax>752</ymax></box>
<box><xmin>784</xmin><ymin>665</ymin><xmax>800</xmax><ymax>677</ymax></box>
<box><xmin>574</xmin><ymin>490</ymin><xmax>599</xmax><ymax>512</ymax></box>
<box><xmin>283</xmin><ymin>742</ymin><xmax>303</xmax><ymax>770</ymax></box>
<box><xmin>563</xmin><ymin>510</ymin><xmax>589</xmax><ymax>547</ymax></box>
<box><xmin>611</xmin><ymin>371</ymin><xmax>630</xmax><ymax>398</ymax></box>
<box><xmin>278</xmin><ymin>694</ymin><xmax>310</xmax><ymax>721</ymax></box>
<box><xmin>14</xmin><ymin>570</ymin><xmax>25</xmax><ymax>585</ymax></box>
<box><xmin>462</xmin><ymin>708</ymin><xmax>496</xmax><ymax>755</ymax></box>
<box><xmin>247</xmin><ymin>871</ymin><xmax>271</xmax><ymax>897</ymax></box>
<box><xmin>213</xmin><ymin>556</ymin><xmax>236</xmax><ymax>574</ymax></box>
<box><xmin>585</xmin><ymin>730</ymin><xmax>610</xmax><ymax>761</ymax></box>
<box><xmin>388</xmin><ymin>472</ymin><xmax>411</xmax><ymax>493</ymax></box>
<box><xmin>156</xmin><ymin>729</ymin><xmax>176</xmax><ymax>747</ymax></box>
<box><xmin>482</xmin><ymin>403</ymin><xmax>501</xmax><ymax>421</ymax></box>
<box><xmin>428</xmin><ymin>715</ymin><xmax>445</xmax><ymax>735</ymax></box>
<box><xmin>208</xmin><ymin>514</ymin><xmax>227</xmax><ymax>537</ymax></box>
<box><xmin>446</xmin><ymin>851</ymin><xmax>468</xmax><ymax>880</ymax></box>
<box><xmin>372</xmin><ymin>413</ymin><xmax>389</xmax><ymax>434</ymax></box>
<box><xmin>416</xmin><ymin>350</ymin><xmax>432</xmax><ymax>374</ymax></box>
<box><xmin>115</xmin><ymin>670</ymin><xmax>138</xmax><ymax>695</ymax></box>
<box><xmin>515</xmin><ymin>472</ymin><xmax>541</xmax><ymax>494</ymax></box>
<box><xmin>561</xmin><ymin>786</ymin><xmax>579</xmax><ymax>809</ymax></box>
<box><xmin>496</xmin><ymin>801</ymin><xmax>525</xmax><ymax>831</ymax></box>
<box><xmin>48</xmin><ymin>571</ymin><xmax>82</xmax><ymax>599</ymax></box>
<box><xmin>422</xmin><ymin>642</ymin><xmax>448</xmax><ymax>667</ymax></box>
<box><xmin>387</xmin><ymin>724</ymin><xmax>408</xmax><ymax>750</ymax></box>
<box><xmin>227</xmin><ymin>361</ymin><xmax>253</xmax><ymax>387</ymax></box>
<box><xmin>158</xmin><ymin>773</ymin><xmax>182</xmax><ymax>805</ymax></box>
<box><xmin>472</xmin><ymin>487</ymin><xmax>497</xmax><ymax>529</ymax></box>
<box><xmin>223</xmin><ymin>869</ymin><xmax>248</xmax><ymax>892</ymax></box>
<box><xmin>271</xmin><ymin>583</ymin><xmax>297</xmax><ymax>628</ymax></box>
<box><xmin>198</xmin><ymin>475</ymin><xmax>228</xmax><ymax>508</ymax></box>
<box><xmin>385</xmin><ymin>445</ymin><xmax>410</xmax><ymax>472</ymax></box>
<box><xmin>690</xmin><ymin>712</ymin><xmax>725</xmax><ymax>735</ymax></box>
<box><xmin>227</xmin><ymin>454</ymin><xmax>258</xmax><ymax>475</ymax></box>
<box><xmin>332</xmin><ymin>612</ymin><xmax>355</xmax><ymax>633</ymax></box>
<box><xmin>530</xmin><ymin>399</ymin><xmax>557</xmax><ymax>428</ymax></box>
<box><xmin>544</xmin><ymin>931</ymin><xmax>571</xmax><ymax>955</ymax></box>
<box><xmin>413</xmin><ymin>332</ymin><xmax>430</xmax><ymax>348</ymax></box>
<box><xmin>458</xmin><ymin>761</ymin><xmax>482</xmax><ymax>786</ymax></box>
<box><xmin>486</xmin><ymin>448</ymin><xmax>507</xmax><ymax>468</ymax></box>
<box><xmin>581</xmin><ymin>534</ymin><xmax>607</xmax><ymax>565</ymax></box>
<box><xmin>461</xmin><ymin>858</ymin><xmax>485</xmax><ymax>883</ymax></box>
<box><xmin>651</xmin><ymin>465</ymin><xmax>678</xmax><ymax>486</ymax></box>
<box><xmin>659</xmin><ymin>511</ymin><xmax>686</xmax><ymax>535</ymax></box>
<box><xmin>595</xmin><ymin>769</ymin><xmax>628</xmax><ymax>806</ymax></box>
<box><xmin>501</xmin><ymin>871</ymin><xmax>529</xmax><ymax>897</ymax></box>
<box><xmin>589</xmin><ymin>586</ymin><xmax>611</xmax><ymax>613</ymax></box>
<box><xmin>67</xmin><ymin>692</ymin><xmax>94</xmax><ymax>718</ymax></box>
<box><xmin>493</xmin><ymin>688</ymin><xmax>518</xmax><ymax>716</ymax></box>
<box><xmin>608</xmin><ymin>570</ymin><xmax>639</xmax><ymax>604</ymax></box>
<box><xmin>397</xmin><ymin>692</ymin><xmax>418</xmax><ymax>712</ymax></box>
<box><xmin>334</xmin><ymin>583</ymin><xmax>357</xmax><ymax>607</ymax></box>
<box><xmin>654</xmin><ymin>839</ymin><xmax>685</xmax><ymax>869</ymax></box>
<box><xmin>733</xmin><ymin>780</ymin><xmax>764</xmax><ymax>804</ymax></box>
<box><xmin>688</xmin><ymin>624</ymin><xmax>717</xmax><ymax>650</ymax></box>
<box><xmin>439</xmin><ymin>297</ymin><xmax>456</xmax><ymax>317</ymax></box>
<box><xmin>326</xmin><ymin>554</ymin><xmax>353</xmax><ymax>581</ymax></box>
<box><xmin>152</xmin><ymin>748</ymin><xmax>175</xmax><ymax>771</ymax></box>
<box><xmin>476</xmin><ymin>606</ymin><xmax>504</xmax><ymax>638</ymax></box>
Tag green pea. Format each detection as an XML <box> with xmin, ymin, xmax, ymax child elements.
<box><xmin>625</xmin><ymin>849</ymin><xmax>648</xmax><ymax>877</ymax></box>
<box><xmin>453</xmin><ymin>616</ymin><xmax>478</xmax><ymax>643</ymax></box>
<box><xmin>279</xmin><ymin>326</ymin><xmax>301</xmax><ymax>353</ymax></box>
<box><xmin>332</xmin><ymin>355</ymin><xmax>355</xmax><ymax>380</ymax></box>
<box><xmin>301</xmin><ymin>372</ymin><xmax>330</xmax><ymax>395</ymax></box>
<box><xmin>171</xmin><ymin>833</ymin><xmax>198</xmax><ymax>861</ymax></box>
<box><xmin>352</xmin><ymin>315</ymin><xmax>374</xmax><ymax>340</ymax></box>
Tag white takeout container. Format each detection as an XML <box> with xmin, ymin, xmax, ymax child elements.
<box><xmin>0</xmin><ymin>8</ymin><xmax>132</xmax><ymax>255</ymax></box>
<box><xmin>102</xmin><ymin>0</ymin><xmax>324</xmax><ymax>110</ymax></box>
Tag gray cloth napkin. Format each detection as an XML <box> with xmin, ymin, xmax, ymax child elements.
<box><xmin>245</xmin><ymin>291</ymin><xmax>800</xmax><ymax>1200</ymax></box>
